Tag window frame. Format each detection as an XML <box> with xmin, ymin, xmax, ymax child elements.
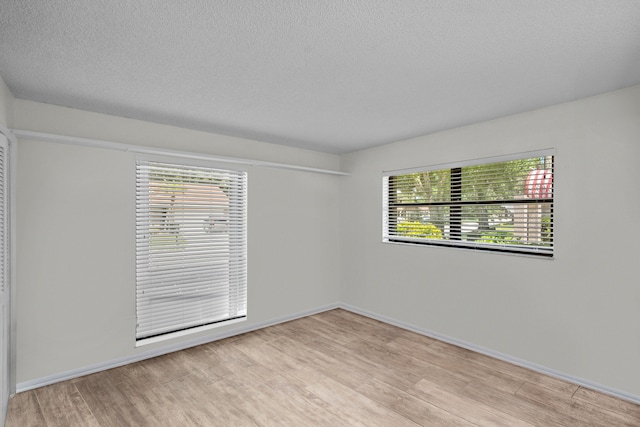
<box><xmin>135</xmin><ymin>156</ymin><xmax>248</xmax><ymax>345</ymax></box>
<box><xmin>382</xmin><ymin>150</ymin><xmax>554</xmax><ymax>258</ymax></box>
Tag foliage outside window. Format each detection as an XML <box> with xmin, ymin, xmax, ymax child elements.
<box><xmin>383</xmin><ymin>151</ymin><xmax>554</xmax><ymax>257</ymax></box>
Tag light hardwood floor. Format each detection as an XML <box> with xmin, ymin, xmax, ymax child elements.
<box><xmin>6</xmin><ymin>309</ymin><xmax>640</xmax><ymax>426</ymax></box>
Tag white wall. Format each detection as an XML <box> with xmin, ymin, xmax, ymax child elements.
<box><xmin>14</xmin><ymin>101</ymin><xmax>341</xmax><ymax>384</ymax></box>
<box><xmin>0</xmin><ymin>76</ymin><xmax>14</xmax><ymax>127</ymax></box>
<box><xmin>14</xmin><ymin>100</ymin><xmax>340</xmax><ymax>171</ymax></box>
<box><xmin>340</xmin><ymin>85</ymin><xmax>640</xmax><ymax>397</ymax></box>
<box><xmin>10</xmin><ymin>83</ymin><xmax>640</xmax><ymax>400</ymax></box>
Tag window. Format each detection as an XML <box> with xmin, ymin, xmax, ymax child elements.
<box><xmin>383</xmin><ymin>151</ymin><xmax>554</xmax><ymax>257</ymax></box>
<box><xmin>136</xmin><ymin>160</ymin><xmax>247</xmax><ymax>342</ymax></box>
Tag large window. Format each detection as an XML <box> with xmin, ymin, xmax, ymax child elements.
<box><xmin>383</xmin><ymin>151</ymin><xmax>554</xmax><ymax>257</ymax></box>
<box><xmin>136</xmin><ymin>160</ymin><xmax>247</xmax><ymax>342</ymax></box>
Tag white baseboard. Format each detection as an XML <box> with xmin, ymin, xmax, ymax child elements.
<box><xmin>16</xmin><ymin>303</ymin><xmax>339</xmax><ymax>393</ymax></box>
<box><xmin>338</xmin><ymin>303</ymin><xmax>640</xmax><ymax>406</ymax></box>
<box><xmin>16</xmin><ymin>301</ymin><xmax>640</xmax><ymax>406</ymax></box>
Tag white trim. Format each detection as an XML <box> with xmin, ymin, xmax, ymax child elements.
<box><xmin>382</xmin><ymin>148</ymin><xmax>555</xmax><ymax>176</ymax></box>
<box><xmin>16</xmin><ymin>303</ymin><xmax>340</xmax><ymax>393</ymax></box>
<box><xmin>0</xmin><ymin>125</ymin><xmax>16</xmax><ymax>145</ymax></box>
<box><xmin>135</xmin><ymin>317</ymin><xmax>248</xmax><ymax>348</ymax></box>
<box><xmin>381</xmin><ymin>239</ymin><xmax>555</xmax><ymax>260</ymax></box>
<box><xmin>7</xmin><ymin>137</ymin><xmax>16</xmax><ymax>400</ymax></box>
<box><xmin>339</xmin><ymin>303</ymin><xmax>640</xmax><ymax>406</ymax></box>
<box><xmin>15</xmin><ymin>301</ymin><xmax>640</xmax><ymax>405</ymax></box>
<box><xmin>0</xmin><ymin>135</ymin><xmax>8</xmax><ymax>427</ymax></box>
<box><xmin>0</xmin><ymin>129</ymin><xmax>17</xmax><ymax>405</ymax></box>
<box><xmin>11</xmin><ymin>129</ymin><xmax>349</xmax><ymax>176</ymax></box>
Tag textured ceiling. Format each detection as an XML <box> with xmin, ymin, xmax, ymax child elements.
<box><xmin>1</xmin><ymin>1</ymin><xmax>640</xmax><ymax>154</ymax></box>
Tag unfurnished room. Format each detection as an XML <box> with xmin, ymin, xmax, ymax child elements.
<box><xmin>1</xmin><ymin>1</ymin><xmax>640</xmax><ymax>426</ymax></box>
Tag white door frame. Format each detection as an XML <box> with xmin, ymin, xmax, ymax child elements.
<box><xmin>0</xmin><ymin>126</ymin><xmax>15</xmax><ymax>426</ymax></box>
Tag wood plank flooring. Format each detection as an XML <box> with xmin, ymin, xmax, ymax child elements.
<box><xmin>6</xmin><ymin>309</ymin><xmax>640</xmax><ymax>426</ymax></box>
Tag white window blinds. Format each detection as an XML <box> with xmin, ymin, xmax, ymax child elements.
<box><xmin>136</xmin><ymin>160</ymin><xmax>247</xmax><ymax>340</ymax></box>
<box><xmin>383</xmin><ymin>151</ymin><xmax>554</xmax><ymax>257</ymax></box>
